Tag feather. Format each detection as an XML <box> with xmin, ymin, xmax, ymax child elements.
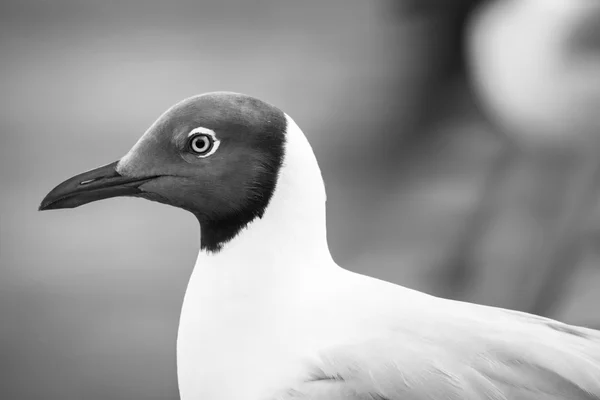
<box><xmin>272</xmin><ymin>294</ymin><xmax>600</xmax><ymax>400</ymax></box>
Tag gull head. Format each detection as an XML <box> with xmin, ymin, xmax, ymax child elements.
<box><xmin>39</xmin><ymin>92</ymin><xmax>294</xmax><ymax>252</ymax></box>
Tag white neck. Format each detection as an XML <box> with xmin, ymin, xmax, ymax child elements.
<box><xmin>176</xmin><ymin>114</ymin><xmax>341</xmax><ymax>400</ymax></box>
<box><xmin>194</xmin><ymin>113</ymin><xmax>334</xmax><ymax>289</ymax></box>
<box><xmin>196</xmin><ymin>115</ymin><xmax>329</xmax><ymax>276</ymax></box>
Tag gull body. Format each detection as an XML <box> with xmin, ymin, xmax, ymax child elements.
<box><xmin>41</xmin><ymin>92</ymin><xmax>600</xmax><ymax>399</ymax></box>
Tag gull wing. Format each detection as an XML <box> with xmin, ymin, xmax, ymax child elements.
<box><xmin>274</xmin><ymin>302</ymin><xmax>600</xmax><ymax>400</ymax></box>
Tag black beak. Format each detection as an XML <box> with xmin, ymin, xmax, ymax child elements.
<box><xmin>39</xmin><ymin>161</ymin><xmax>157</xmax><ymax>211</ymax></box>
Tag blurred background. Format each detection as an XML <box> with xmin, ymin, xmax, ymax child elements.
<box><xmin>2</xmin><ymin>0</ymin><xmax>600</xmax><ymax>398</ymax></box>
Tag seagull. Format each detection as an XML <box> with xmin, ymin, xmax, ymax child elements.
<box><xmin>40</xmin><ymin>92</ymin><xmax>600</xmax><ymax>400</ymax></box>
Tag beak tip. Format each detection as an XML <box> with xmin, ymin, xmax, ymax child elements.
<box><xmin>38</xmin><ymin>196</ymin><xmax>59</xmax><ymax>211</ymax></box>
<box><xmin>38</xmin><ymin>190</ymin><xmax>89</xmax><ymax>211</ymax></box>
<box><xmin>39</xmin><ymin>186</ymin><xmax>68</xmax><ymax>211</ymax></box>
<box><xmin>38</xmin><ymin>195</ymin><xmax>51</xmax><ymax>211</ymax></box>
<box><xmin>38</xmin><ymin>201</ymin><xmax>52</xmax><ymax>211</ymax></box>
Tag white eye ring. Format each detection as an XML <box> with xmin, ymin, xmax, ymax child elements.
<box><xmin>187</xmin><ymin>127</ymin><xmax>220</xmax><ymax>158</ymax></box>
<box><xmin>190</xmin><ymin>134</ymin><xmax>213</xmax><ymax>154</ymax></box>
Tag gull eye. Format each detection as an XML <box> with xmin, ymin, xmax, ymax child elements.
<box><xmin>186</xmin><ymin>127</ymin><xmax>220</xmax><ymax>158</ymax></box>
<box><xmin>189</xmin><ymin>133</ymin><xmax>215</xmax><ymax>156</ymax></box>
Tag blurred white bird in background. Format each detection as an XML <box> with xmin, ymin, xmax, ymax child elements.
<box><xmin>40</xmin><ymin>92</ymin><xmax>600</xmax><ymax>400</ymax></box>
<box><xmin>464</xmin><ymin>0</ymin><xmax>600</xmax><ymax>318</ymax></box>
